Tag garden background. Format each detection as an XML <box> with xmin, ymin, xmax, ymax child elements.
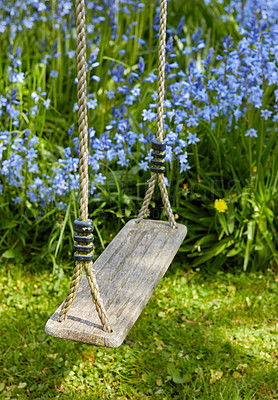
<box><xmin>1</xmin><ymin>0</ymin><xmax>278</xmax><ymax>398</ymax></box>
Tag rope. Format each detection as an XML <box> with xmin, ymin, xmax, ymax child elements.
<box><xmin>137</xmin><ymin>0</ymin><xmax>176</xmax><ymax>229</ymax></box>
<box><xmin>59</xmin><ymin>0</ymin><xmax>111</xmax><ymax>332</ymax></box>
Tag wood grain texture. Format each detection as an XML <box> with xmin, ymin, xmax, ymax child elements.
<box><xmin>45</xmin><ymin>219</ymin><xmax>187</xmax><ymax>347</ymax></box>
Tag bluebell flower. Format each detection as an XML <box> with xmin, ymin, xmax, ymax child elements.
<box><xmin>12</xmin><ymin>196</ymin><xmax>22</xmax><ymax>205</ymax></box>
<box><xmin>186</xmin><ymin>115</ymin><xmax>199</xmax><ymax>128</ymax></box>
<box><xmin>138</xmin><ymin>57</ymin><xmax>145</xmax><ymax>74</ymax></box>
<box><xmin>106</xmin><ymin>90</ymin><xmax>115</xmax><ymax>100</ymax></box>
<box><xmin>130</xmin><ymin>87</ymin><xmax>140</xmax><ymax>98</ymax></box>
<box><xmin>30</xmin><ymin>105</ymin><xmax>39</xmax><ymax>117</ymax></box>
<box><xmin>68</xmin><ymin>50</ymin><xmax>75</xmax><ymax>59</ymax></box>
<box><xmin>87</xmin><ymin>99</ymin><xmax>97</xmax><ymax>109</ymax></box>
<box><xmin>94</xmin><ymin>173</ymin><xmax>106</xmax><ymax>185</ymax></box>
<box><xmin>144</xmin><ymin>73</ymin><xmax>157</xmax><ymax>83</ymax></box>
<box><xmin>117</xmin><ymin>149</ymin><xmax>129</xmax><ymax>167</ymax></box>
<box><xmin>91</xmin><ymin>75</ymin><xmax>101</xmax><ymax>82</ymax></box>
<box><xmin>234</xmin><ymin>109</ymin><xmax>242</xmax><ymax>121</ymax></box>
<box><xmin>89</xmin><ymin>128</ymin><xmax>96</xmax><ymax>139</ymax></box>
<box><xmin>188</xmin><ymin>132</ymin><xmax>200</xmax><ymax>145</ymax></box>
<box><xmin>0</xmin><ymin>143</ymin><xmax>7</xmax><ymax>160</ymax></box>
<box><xmin>245</xmin><ymin>129</ymin><xmax>258</xmax><ymax>138</ymax></box>
<box><xmin>142</xmin><ymin>109</ymin><xmax>156</xmax><ymax>122</ymax></box>
<box><xmin>66</xmin><ymin>124</ymin><xmax>74</xmax><ymax>137</ymax></box>
<box><xmin>260</xmin><ymin>109</ymin><xmax>272</xmax><ymax>120</ymax></box>
<box><xmin>139</xmin><ymin>160</ymin><xmax>148</xmax><ymax>171</ymax></box>
<box><xmin>138</xmin><ymin>39</ymin><xmax>146</xmax><ymax>45</ymax></box>
<box><xmin>192</xmin><ymin>28</ymin><xmax>202</xmax><ymax>42</ymax></box>
<box><xmin>50</xmin><ymin>70</ymin><xmax>58</xmax><ymax>78</ymax></box>
<box><xmin>43</xmin><ymin>99</ymin><xmax>50</xmax><ymax>110</ymax></box>
<box><xmin>9</xmin><ymin>69</ymin><xmax>25</xmax><ymax>83</ymax></box>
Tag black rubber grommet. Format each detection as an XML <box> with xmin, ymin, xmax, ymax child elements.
<box><xmin>151</xmin><ymin>166</ymin><xmax>166</xmax><ymax>174</ymax></box>
<box><xmin>151</xmin><ymin>151</ymin><xmax>165</xmax><ymax>159</ymax></box>
<box><xmin>151</xmin><ymin>159</ymin><xmax>166</xmax><ymax>167</ymax></box>
<box><xmin>74</xmin><ymin>253</ymin><xmax>94</xmax><ymax>261</ymax></box>
<box><xmin>73</xmin><ymin>234</ymin><xmax>94</xmax><ymax>243</ymax></box>
<box><xmin>74</xmin><ymin>219</ymin><xmax>94</xmax><ymax>233</ymax></box>
<box><xmin>73</xmin><ymin>243</ymin><xmax>94</xmax><ymax>253</ymax></box>
<box><xmin>151</xmin><ymin>139</ymin><xmax>166</xmax><ymax>151</ymax></box>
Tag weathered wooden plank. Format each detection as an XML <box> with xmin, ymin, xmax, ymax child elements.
<box><xmin>45</xmin><ymin>219</ymin><xmax>187</xmax><ymax>347</ymax></box>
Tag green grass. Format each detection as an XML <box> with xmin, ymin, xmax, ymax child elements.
<box><xmin>1</xmin><ymin>261</ymin><xmax>278</xmax><ymax>399</ymax></box>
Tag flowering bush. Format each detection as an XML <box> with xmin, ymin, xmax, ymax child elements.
<box><xmin>0</xmin><ymin>0</ymin><xmax>277</xmax><ymax>269</ymax></box>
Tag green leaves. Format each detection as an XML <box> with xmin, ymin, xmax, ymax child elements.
<box><xmin>1</xmin><ymin>249</ymin><xmax>17</xmax><ymax>259</ymax></box>
<box><xmin>167</xmin><ymin>363</ymin><xmax>189</xmax><ymax>384</ymax></box>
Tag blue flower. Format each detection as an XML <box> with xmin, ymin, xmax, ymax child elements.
<box><xmin>94</xmin><ymin>173</ymin><xmax>106</xmax><ymax>185</ymax></box>
<box><xmin>245</xmin><ymin>129</ymin><xmax>258</xmax><ymax>138</ymax></box>
<box><xmin>107</xmin><ymin>91</ymin><xmax>115</xmax><ymax>99</ymax></box>
<box><xmin>68</xmin><ymin>50</ymin><xmax>75</xmax><ymax>59</ymax></box>
<box><xmin>91</xmin><ymin>75</ymin><xmax>101</xmax><ymax>82</ymax></box>
<box><xmin>260</xmin><ymin>109</ymin><xmax>272</xmax><ymax>120</ymax></box>
<box><xmin>0</xmin><ymin>143</ymin><xmax>7</xmax><ymax>160</ymax></box>
<box><xmin>12</xmin><ymin>196</ymin><xmax>22</xmax><ymax>204</ymax></box>
<box><xmin>43</xmin><ymin>99</ymin><xmax>51</xmax><ymax>109</ymax></box>
<box><xmin>187</xmin><ymin>132</ymin><xmax>200</xmax><ymax>145</ymax></box>
<box><xmin>234</xmin><ymin>109</ymin><xmax>242</xmax><ymax>121</ymax></box>
<box><xmin>142</xmin><ymin>109</ymin><xmax>156</xmax><ymax>122</ymax></box>
<box><xmin>138</xmin><ymin>56</ymin><xmax>145</xmax><ymax>74</ymax></box>
<box><xmin>144</xmin><ymin>73</ymin><xmax>157</xmax><ymax>83</ymax></box>
<box><xmin>31</xmin><ymin>91</ymin><xmax>40</xmax><ymax>103</ymax></box>
<box><xmin>50</xmin><ymin>70</ymin><xmax>58</xmax><ymax>78</ymax></box>
<box><xmin>87</xmin><ymin>99</ymin><xmax>97</xmax><ymax>109</ymax></box>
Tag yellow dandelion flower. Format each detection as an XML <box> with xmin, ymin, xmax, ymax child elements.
<box><xmin>214</xmin><ymin>199</ymin><xmax>228</xmax><ymax>213</ymax></box>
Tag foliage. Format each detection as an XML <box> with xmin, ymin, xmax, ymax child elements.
<box><xmin>0</xmin><ymin>0</ymin><xmax>277</xmax><ymax>270</ymax></box>
<box><xmin>1</xmin><ymin>263</ymin><xmax>278</xmax><ymax>399</ymax></box>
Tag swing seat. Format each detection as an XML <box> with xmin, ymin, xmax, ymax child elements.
<box><xmin>45</xmin><ymin>219</ymin><xmax>187</xmax><ymax>347</ymax></box>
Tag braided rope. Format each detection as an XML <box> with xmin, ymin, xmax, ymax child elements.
<box><xmin>58</xmin><ymin>261</ymin><xmax>83</xmax><ymax>322</ymax></box>
<box><xmin>156</xmin><ymin>0</ymin><xmax>167</xmax><ymax>143</ymax></box>
<box><xmin>137</xmin><ymin>0</ymin><xmax>176</xmax><ymax>228</ymax></box>
<box><xmin>59</xmin><ymin>0</ymin><xmax>111</xmax><ymax>332</ymax></box>
<box><xmin>76</xmin><ymin>0</ymin><xmax>89</xmax><ymax>221</ymax></box>
<box><xmin>84</xmin><ymin>261</ymin><xmax>111</xmax><ymax>332</ymax></box>
<box><xmin>157</xmin><ymin>173</ymin><xmax>176</xmax><ymax>228</ymax></box>
<box><xmin>137</xmin><ymin>173</ymin><xmax>157</xmax><ymax>222</ymax></box>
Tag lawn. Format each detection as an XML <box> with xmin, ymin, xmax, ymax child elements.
<box><xmin>1</xmin><ymin>261</ymin><xmax>278</xmax><ymax>399</ymax></box>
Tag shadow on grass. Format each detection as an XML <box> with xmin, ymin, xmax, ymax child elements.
<box><xmin>1</xmin><ymin>265</ymin><xmax>278</xmax><ymax>399</ymax></box>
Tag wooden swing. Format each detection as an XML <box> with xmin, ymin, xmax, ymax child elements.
<box><xmin>45</xmin><ymin>0</ymin><xmax>187</xmax><ymax>348</ymax></box>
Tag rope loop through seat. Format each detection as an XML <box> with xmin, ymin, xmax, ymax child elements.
<box><xmin>58</xmin><ymin>0</ymin><xmax>111</xmax><ymax>332</ymax></box>
<box><xmin>137</xmin><ymin>0</ymin><xmax>177</xmax><ymax>229</ymax></box>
